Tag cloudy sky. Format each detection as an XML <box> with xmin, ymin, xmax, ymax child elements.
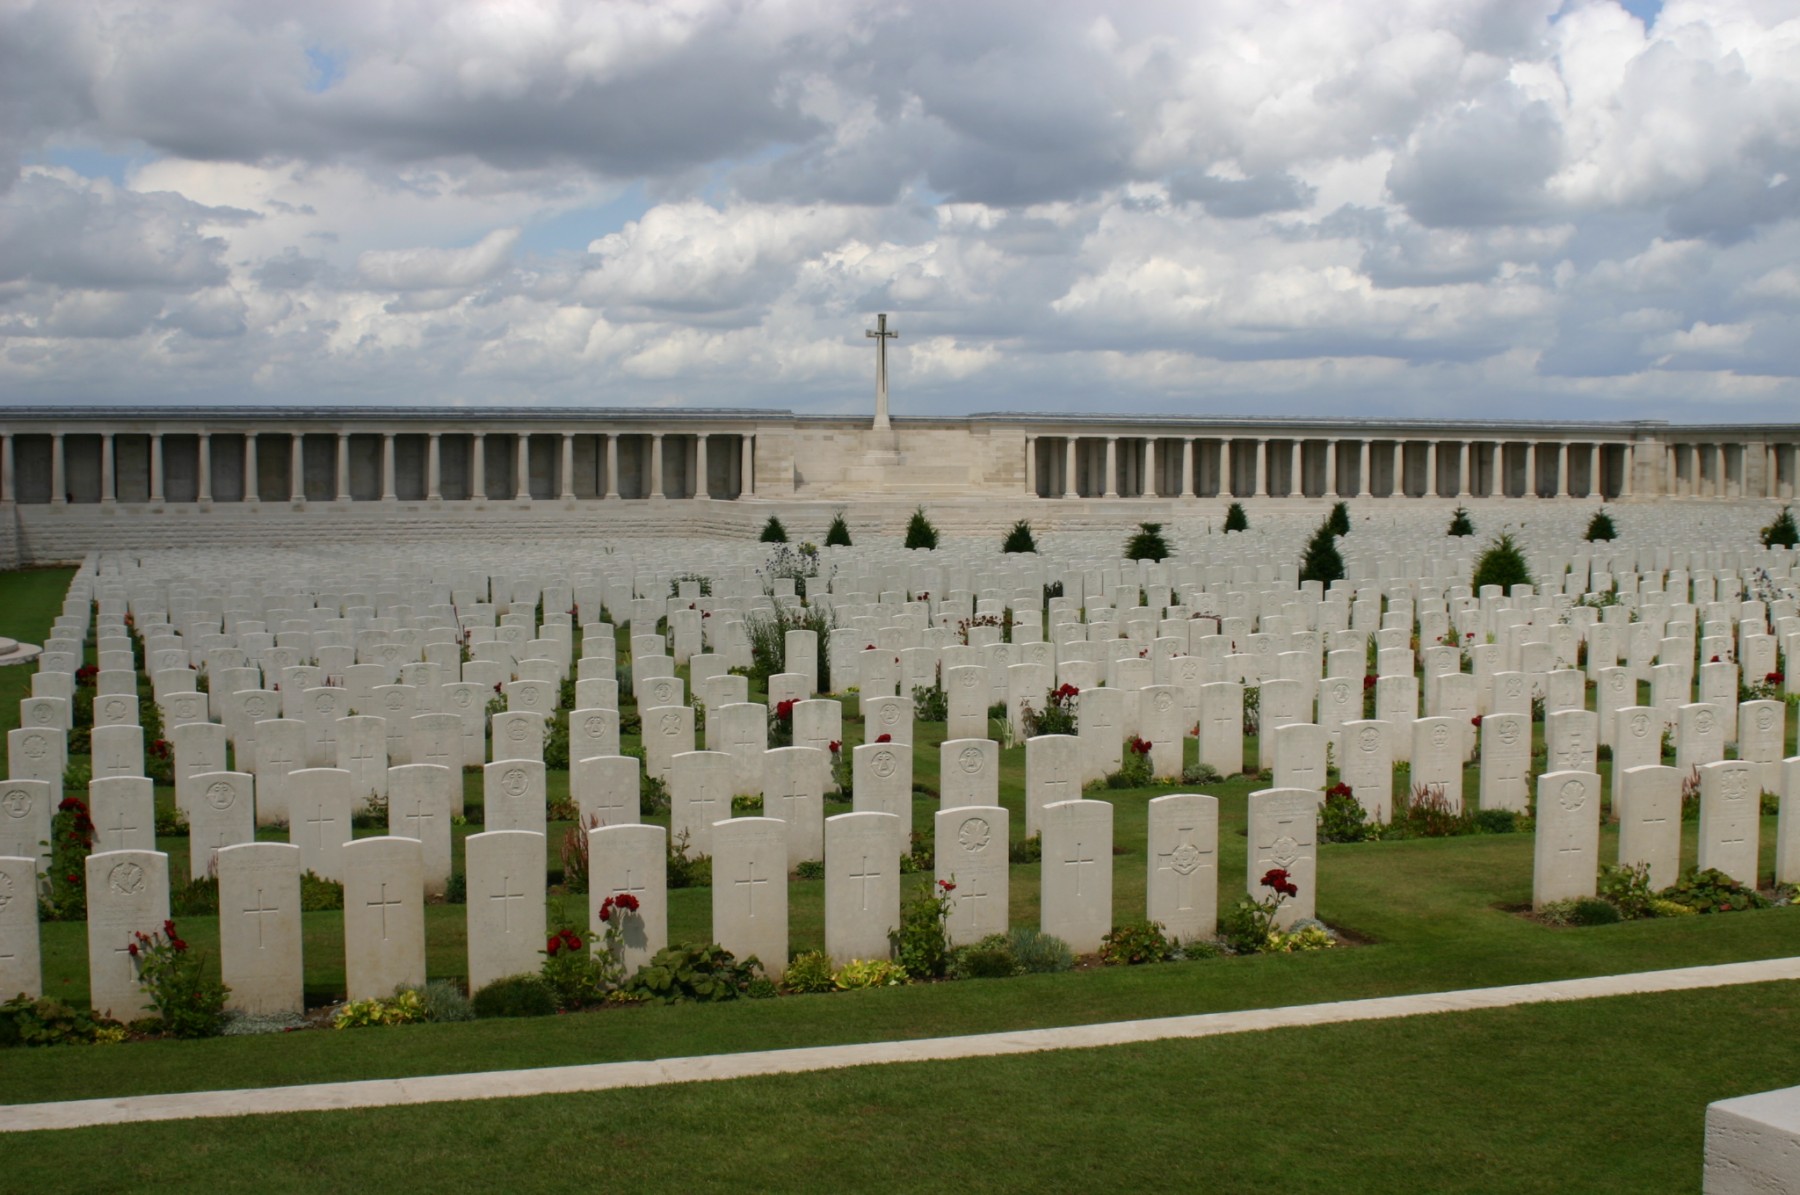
<box><xmin>2</xmin><ymin>0</ymin><xmax>1797</xmax><ymax>422</ymax></box>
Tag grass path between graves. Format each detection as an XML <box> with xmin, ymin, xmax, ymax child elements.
<box><xmin>6</xmin><ymin>979</ymin><xmax>1800</xmax><ymax>1192</ymax></box>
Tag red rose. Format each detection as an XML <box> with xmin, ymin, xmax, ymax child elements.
<box><xmin>599</xmin><ymin>897</ymin><xmax>614</xmax><ymax>923</ymax></box>
<box><xmin>876</xmin><ymin>733</ymin><xmax>891</xmax><ymax>743</ymax></box>
<box><xmin>615</xmin><ymin>893</ymin><xmax>640</xmax><ymax>912</ymax></box>
<box><xmin>828</xmin><ymin>740</ymin><xmax>841</xmax><ymax>754</ymax></box>
<box><xmin>127</xmin><ymin>943</ymin><xmax>138</xmax><ymax>956</ymax></box>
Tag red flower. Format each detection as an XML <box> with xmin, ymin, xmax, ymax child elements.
<box><xmin>875</xmin><ymin>733</ymin><xmax>892</xmax><ymax>743</ymax></box>
<box><xmin>828</xmin><ymin>740</ymin><xmax>841</xmax><ymax>754</ymax></box>
<box><xmin>1710</xmin><ymin>655</ymin><xmax>1720</xmax><ymax>663</ymax></box>
<box><xmin>1261</xmin><ymin>868</ymin><xmax>1298</xmax><ymax>898</ymax></box>
<box><xmin>65</xmin><ymin>873</ymin><xmax>78</xmax><ymax>884</ymax></box>
<box><xmin>546</xmin><ymin>935</ymin><xmax>562</xmax><ymax>954</ymax></box>
<box><xmin>1363</xmin><ymin>674</ymin><xmax>1377</xmax><ymax>690</ymax></box>
<box><xmin>937</xmin><ymin>879</ymin><xmax>956</xmax><ymax>893</ymax></box>
<box><xmin>614</xmin><ymin>892</ymin><xmax>640</xmax><ymax>913</ymax></box>
<box><xmin>599</xmin><ymin>897</ymin><xmax>614</xmax><ymax>923</ymax></box>
<box><xmin>775</xmin><ymin>699</ymin><xmax>797</xmax><ymax>722</ymax></box>
<box><xmin>163</xmin><ymin>920</ymin><xmax>177</xmax><ymax>936</ymax></box>
<box><xmin>1767</xmin><ymin>672</ymin><xmax>1784</xmax><ymax>685</ymax></box>
<box><xmin>1470</xmin><ymin>715</ymin><xmax>1483</xmax><ymax>728</ymax></box>
<box><xmin>1128</xmin><ymin>735</ymin><xmax>1152</xmax><ymax>755</ymax></box>
<box><xmin>1327</xmin><ymin>782</ymin><xmax>1353</xmax><ymax>800</ymax></box>
<box><xmin>127</xmin><ymin>943</ymin><xmax>138</xmax><ymax>956</ymax></box>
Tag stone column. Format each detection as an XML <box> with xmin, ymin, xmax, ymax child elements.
<box><xmin>650</xmin><ymin>433</ymin><xmax>665</xmax><ymax>499</ymax></box>
<box><xmin>1287</xmin><ymin>440</ymin><xmax>1300</xmax><ymax>498</ymax></box>
<box><xmin>693</xmin><ymin>433</ymin><xmax>708</xmax><ymax>500</ymax></box>
<box><xmin>381</xmin><ymin>433</ymin><xmax>397</xmax><ymax>501</ymax></box>
<box><xmin>1555</xmin><ymin>442</ymin><xmax>1569</xmax><ymax>498</ymax></box>
<box><xmin>1324</xmin><ymin>438</ymin><xmax>1338</xmax><ymax>498</ymax></box>
<box><xmin>0</xmin><ymin>434</ymin><xmax>12</xmax><ymax>502</ymax></box>
<box><xmin>1180</xmin><ymin>437</ymin><xmax>1195</xmax><ymax>498</ymax></box>
<box><xmin>605</xmin><ymin>434</ymin><xmax>620</xmax><ymax>499</ymax></box>
<box><xmin>101</xmin><ymin>433</ymin><xmax>117</xmax><ymax>505</ymax></box>
<box><xmin>196</xmin><ymin>432</ymin><xmax>212</xmax><ymax>504</ymax></box>
<box><xmin>289</xmin><ymin>434</ymin><xmax>304</xmax><ymax>503</ymax></box>
<box><xmin>426</xmin><ymin>433</ymin><xmax>441</xmax><ymax>501</ymax></box>
<box><xmin>562</xmin><ymin>433</ymin><xmax>577</xmax><ymax>500</ymax></box>
<box><xmin>49</xmin><ymin>432</ymin><xmax>66</xmax><ymax>504</ymax></box>
<box><xmin>1024</xmin><ymin>435</ymin><xmax>1036</xmax><ymax>497</ymax></box>
<box><xmin>1620</xmin><ymin>441</ymin><xmax>1633</xmax><ymax>498</ymax></box>
<box><xmin>150</xmin><ymin>432</ymin><xmax>165</xmax><ymax>503</ymax></box>
<box><xmin>1524</xmin><ymin>442</ymin><xmax>1538</xmax><ymax>498</ymax></box>
<box><xmin>471</xmin><ymin>432</ymin><xmax>486</xmax><ymax>501</ymax></box>
<box><xmin>1257</xmin><ymin>437</ymin><xmax>1271</xmax><ymax>497</ymax></box>
<box><xmin>1455</xmin><ymin>441</ymin><xmax>1470</xmax><ymax>498</ymax></box>
<box><xmin>1422</xmin><ymin>440</ymin><xmax>1437</xmax><ymax>498</ymax></box>
<box><xmin>1062</xmin><ymin>437</ymin><xmax>1077</xmax><ymax>499</ymax></box>
<box><xmin>1357</xmin><ymin>439</ymin><xmax>1372</xmax><ymax>499</ymax></box>
<box><xmin>242</xmin><ymin>433</ymin><xmax>257</xmax><ymax>504</ymax></box>
<box><xmin>1102</xmin><ymin>436</ymin><xmax>1118</xmax><ymax>498</ymax></box>
<box><xmin>515</xmin><ymin>433</ymin><xmax>531</xmax><ymax>501</ymax></box>
<box><xmin>335</xmin><ymin>433</ymin><xmax>351</xmax><ymax>502</ymax></box>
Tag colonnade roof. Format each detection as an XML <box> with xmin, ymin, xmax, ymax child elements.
<box><xmin>0</xmin><ymin>406</ymin><xmax>1796</xmax><ymax>437</ymax></box>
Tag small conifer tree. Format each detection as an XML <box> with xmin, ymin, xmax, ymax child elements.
<box><xmin>903</xmin><ymin>506</ymin><xmax>939</xmax><ymax>550</ymax></box>
<box><xmin>1583</xmin><ymin>507</ymin><xmax>1617</xmax><ymax>542</ymax></box>
<box><xmin>825</xmin><ymin>510</ymin><xmax>852</xmax><ymax>547</ymax></box>
<box><xmin>1447</xmin><ymin>506</ymin><xmax>1475</xmax><ymax>537</ymax></box>
<box><xmin>759</xmin><ymin>515</ymin><xmax>788</xmax><ymax>544</ymax></box>
<box><xmin>1471</xmin><ymin>532</ymin><xmax>1533</xmax><ymax>592</ymax></box>
<box><xmin>1223</xmin><ymin>502</ymin><xmax>1249</xmax><ymax>532</ymax></box>
<box><xmin>1124</xmin><ymin>522</ymin><xmax>1171</xmax><ymax>562</ymax></box>
<box><xmin>1327</xmin><ymin>500</ymin><xmax>1351</xmax><ymax>536</ymax></box>
<box><xmin>1760</xmin><ymin>506</ymin><xmax>1797</xmax><ymax>549</ymax></box>
<box><xmin>1002</xmin><ymin>519</ymin><xmax>1037</xmax><ymax>554</ymax></box>
<box><xmin>1299</xmin><ymin>519</ymin><xmax>1345</xmax><ymax>586</ymax></box>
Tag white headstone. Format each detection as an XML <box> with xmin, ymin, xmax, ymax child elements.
<box><xmin>825</xmin><ymin>810</ymin><xmax>901</xmax><ymax>966</ymax></box>
<box><xmin>84</xmin><ymin>848</ymin><xmax>170</xmax><ymax>1019</ymax></box>
<box><xmin>1532</xmin><ymin>770</ymin><xmax>1602</xmax><ymax>908</ymax></box>
<box><xmin>712</xmin><ymin>817</ymin><xmax>787</xmax><ymax>978</ymax></box>
<box><xmin>589</xmin><ymin>822</ymin><xmax>667</xmax><ymax>978</ymax></box>
<box><xmin>1617</xmin><ymin>764</ymin><xmax>1681</xmax><ymax>891</ymax></box>
<box><xmin>387</xmin><ymin>763</ymin><xmax>455</xmax><ymax>896</ymax></box>
<box><xmin>216</xmin><ymin>841</ymin><xmax>304</xmax><ymax>1016</ymax></box>
<box><xmin>1247</xmin><ymin>788</ymin><xmax>1318</xmax><ymax>929</ymax></box>
<box><xmin>1147</xmin><ymin>793</ymin><xmax>1218</xmax><ymax>944</ymax></box>
<box><xmin>0</xmin><ymin>855</ymin><xmax>43</xmax><ymax>999</ymax></box>
<box><xmin>483</xmin><ymin>759</ymin><xmax>547</xmax><ymax>837</ymax></box>
<box><xmin>935</xmin><ymin>805</ymin><xmax>1009</xmax><ymax>946</ymax></box>
<box><xmin>342</xmin><ymin>836</ymin><xmax>426</xmax><ymax>1001</ymax></box>
<box><xmin>853</xmin><ymin>739</ymin><xmax>913</xmax><ymax>860</ymax></box>
<box><xmin>571</xmin><ymin>755</ymin><xmax>641</xmax><ymax>829</ymax></box>
<box><xmin>465</xmin><ymin>830</ymin><xmax>548</xmax><ymax>994</ymax></box>
<box><xmin>1040</xmin><ymin>798</ymin><xmax>1113</xmax><ymax>953</ymax></box>
<box><xmin>287</xmin><ymin>767</ymin><xmax>353</xmax><ymax>882</ymax></box>
<box><xmin>1697</xmin><ymin>760</ymin><xmax>1760</xmax><ymax>887</ymax></box>
<box><xmin>186</xmin><ymin>771</ymin><xmax>256</xmax><ymax>881</ymax></box>
<box><xmin>762</xmin><ymin>745</ymin><xmax>826</xmax><ymax>866</ymax></box>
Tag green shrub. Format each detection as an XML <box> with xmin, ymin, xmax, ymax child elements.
<box><xmin>782</xmin><ymin>949</ymin><xmax>839</xmax><ymax>994</ymax></box>
<box><xmin>1009</xmin><ymin>835</ymin><xmax>1043</xmax><ymax>864</ymax></box>
<box><xmin>1223</xmin><ymin>502</ymin><xmax>1248</xmax><ymax>532</ymax></box>
<box><xmin>1124</xmin><ymin>522</ymin><xmax>1170</xmax><ymax>562</ymax></box>
<box><xmin>334</xmin><ymin>988</ymin><xmax>429</xmax><ymax>1029</ymax></box>
<box><xmin>42</xmin><ymin>796</ymin><xmax>94</xmax><ymax>921</ymax></box>
<box><xmin>824</xmin><ymin>510</ymin><xmax>852</xmax><ymax>547</ymax></box>
<box><xmin>0</xmin><ymin>995</ymin><xmax>125</xmax><ymax>1048</ymax></box>
<box><xmin>444</xmin><ymin>872</ymin><xmax>467</xmax><ymax>905</ymax></box>
<box><xmin>1762</xmin><ymin>506</ymin><xmax>1799</xmax><ymax>549</ymax></box>
<box><xmin>1023</xmin><ymin>684</ymin><xmax>1079</xmax><ymax>737</ymax></box>
<box><xmin>170</xmin><ymin>876</ymin><xmax>221</xmax><ymax>916</ymax></box>
<box><xmin>1179</xmin><ymin>939</ymin><xmax>1221</xmax><ymax>961</ymax></box>
<box><xmin>1319</xmin><ymin>788</ymin><xmax>1377</xmax><ymax>843</ymax></box>
<box><xmin>891</xmin><ymin>879</ymin><xmax>956</xmax><ymax>979</ymax></box>
<box><xmin>1008</xmin><ymin>927</ymin><xmax>1075</xmax><ymax>973</ymax></box>
<box><xmin>667</xmin><ymin>828</ymin><xmax>712</xmax><ymax>889</ymax></box>
<box><xmin>903</xmin><ymin>506</ymin><xmax>939</xmax><ymax>550</ymax></box>
<box><xmin>1327</xmin><ymin>500</ymin><xmax>1351</xmax><ymax>536</ymax></box>
<box><xmin>416</xmin><ymin>980</ymin><xmax>476</xmax><ymax>1022</ymax></box>
<box><xmin>759</xmin><ymin>515</ymin><xmax>789</xmax><ymax>543</ymax></box>
<box><xmin>641</xmin><ymin>772</ymin><xmax>671</xmax><ymax>818</ymax></box>
<box><xmin>1583</xmin><ymin>507</ymin><xmax>1617</xmax><ymax>542</ymax></box>
<box><xmin>623</xmin><ymin>942</ymin><xmax>760</xmax><ymax>1003</ymax></box>
<box><xmin>1660</xmin><ymin>867</ymin><xmax>1768</xmax><ymax>914</ymax></box>
<box><xmin>1447</xmin><ymin>505</ymin><xmax>1475</xmax><ymax>536</ymax></box>
<box><xmin>1472</xmin><ymin>808</ymin><xmax>1527</xmax><ymax>834</ymax></box>
<box><xmin>1002</xmin><ymin>519</ymin><xmax>1038</xmax><ymax>553</ymax></box>
<box><xmin>912</xmin><ymin>682</ymin><xmax>948</xmax><ymax>723</ymax></box>
<box><xmin>300</xmin><ymin>871</ymin><xmax>345</xmax><ymax>911</ymax></box>
<box><xmin>1570</xmin><ymin>898</ymin><xmax>1621</xmax><ymax>926</ymax></box>
<box><xmin>471</xmin><ymin>974</ymin><xmax>558</xmax><ymax>1018</ymax></box>
<box><xmin>745</xmin><ymin>976</ymin><xmax>779</xmax><ymax>999</ymax></box>
<box><xmin>1298</xmin><ymin>520</ymin><xmax>1344</xmax><ymax>586</ymax></box>
<box><xmin>833</xmin><ymin>958</ymin><xmax>908</xmax><ymax>989</ymax></box>
<box><xmin>793</xmin><ymin>859</ymin><xmax>825</xmax><ymax>881</ymax></box>
<box><xmin>1099</xmin><ymin>921</ymin><xmax>1176</xmax><ymax>966</ymax></box>
<box><xmin>1182</xmin><ymin>762</ymin><xmax>1222</xmax><ymax>785</ymax></box>
<box><xmin>1471</xmin><ymin>532</ymin><xmax>1533</xmax><ymax>592</ymax></box>
<box><xmin>951</xmin><ymin>934</ymin><xmax>1020</xmax><ymax>979</ymax></box>
<box><xmin>1595</xmin><ymin>862</ymin><xmax>1657</xmax><ymax>920</ymax></box>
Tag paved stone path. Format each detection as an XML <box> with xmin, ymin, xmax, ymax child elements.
<box><xmin>4</xmin><ymin>956</ymin><xmax>1797</xmax><ymax>1133</ymax></box>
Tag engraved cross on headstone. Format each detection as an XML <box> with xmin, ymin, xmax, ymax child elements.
<box><xmin>108</xmin><ymin>808</ymin><xmax>140</xmax><ymax>843</ymax></box>
<box><xmin>1155</xmin><ymin>824</ymin><xmax>1208</xmax><ymax>912</ymax></box>
<box><xmin>369</xmin><ymin>881</ymin><xmax>403</xmax><ymax>940</ymax></box>
<box><xmin>735</xmin><ymin>859</ymin><xmax>768</xmax><ymax>918</ymax></box>
<box><xmin>490</xmin><ymin>873</ymin><xmax>526</xmax><ymax>933</ymax></box>
<box><xmin>851</xmin><ymin>853</ymin><xmax>883</xmax><ymax>912</ymax></box>
<box><xmin>958</xmin><ymin>878</ymin><xmax>989</xmax><ymax>932</ymax></box>
<box><xmin>244</xmin><ymin>888</ymin><xmax>280</xmax><ymax>949</ymax></box>
<box><xmin>307</xmin><ymin>808</ymin><xmax>339</xmax><ymax>849</ymax></box>
<box><xmin>401</xmin><ymin>799</ymin><xmax>435</xmax><ymax>839</ymax></box>
<box><xmin>1063</xmin><ymin>839</ymin><xmax>1096</xmax><ymax>897</ymax></box>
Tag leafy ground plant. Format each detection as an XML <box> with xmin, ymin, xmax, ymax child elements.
<box><xmin>130</xmin><ymin>920</ymin><xmax>229</xmax><ymax>1039</ymax></box>
<box><xmin>623</xmin><ymin>943</ymin><xmax>760</xmax><ymax>1003</ymax></box>
<box><xmin>1099</xmin><ymin>921</ymin><xmax>1176</xmax><ymax>966</ymax></box>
